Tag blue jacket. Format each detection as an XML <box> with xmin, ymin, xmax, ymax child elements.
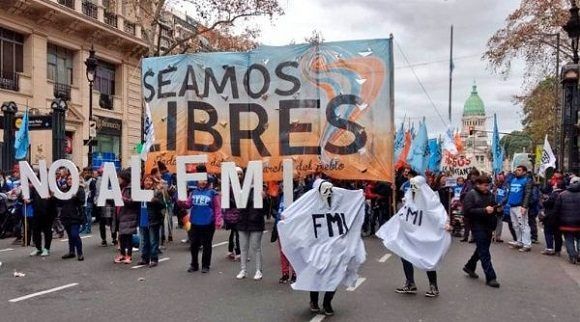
<box><xmin>505</xmin><ymin>176</ymin><xmax>532</xmax><ymax>208</ymax></box>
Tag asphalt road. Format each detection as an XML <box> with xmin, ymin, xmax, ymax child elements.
<box><xmin>1</xmin><ymin>222</ymin><xmax>579</xmax><ymax>322</ymax></box>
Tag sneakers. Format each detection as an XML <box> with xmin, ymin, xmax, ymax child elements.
<box><xmin>509</xmin><ymin>241</ymin><xmax>523</xmax><ymax>249</ymax></box>
<box><xmin>201</xmin><ymin>267</ymin><xmax>210</xmax><ymax>273</ymax></box>
<box><xmin>122</xmin><ymin>256</ymin><xmax>132</xmax><ymax>264</ymax></box>
<box><xmin>425</xmin><ymin>284</ymin><xmax>440</xmax><ymax>297</ymax></box>
<box><xmin>541</xmin><ymin>249</ymin><xmax>555</xmax><ymax>256</ymax></box>
<box><xmin>236</xmin><ymin>270</ymin><xmax>247</xmax><ymax>280</ymax></box>
<box><xmin>519</xmin><ymin>246</ymin><xmax>531</xmax><ymax>252</ymax></box>
<box><xmin>486</xmin><ymin>279</ymin><xmax>501</xmax><ymax>288</ymax></box>
<box><xmin>463</xmin><ymin>267</ymin><xmax>479</xmax><ymax>279</ymax></box>
<box><xmin>323</xmin><ymin>305</ymin><xmax>335</xmax><ymax>316</ymax></box>
<box><xmin>100</xmin><ymin>241</ymin><xmax>108</xmax><ymax>247</ymax></box>
<box><xmin>77</xmin><ymin>255</ymin><xmax>84</xmax><ymax>261</ymax></box>
<box><xmin>181</xmin><ymin>239</ymin><xmax>189</xmax><ymax>244</ymax></box>
<box><xmin>253</xmin><ymin>270</ymin><xmax>263</xmax><ymax>281</ymax></box>
<box><xmin>291</xmin><ymin>273</ymin><xmax>297</xmax><ymax>283</ymax></box>
<box><xmin>395</xmin><ymin>283</ymin><xmax>418</xmax><ymax>294</ymax></box>
<box><xmin>62</xmin><ymin>253</ymin><xmax>75</xmax><ymax>259</ymax></box>
<box><xmin>279</xmin><ymin>274</ymin><xmax>289</xmax><ymax>284</ymax></box>
<box><xmin>227</xmin><ymin>252</ymin><xmax>235</xmax><ymax>260</ymax></box>
<box><xmin>114</xmin><ymin>255</ymin><xmax>125</xmax><ymax>264</ymax></box>
<box><xmin>187</xmin><ymin>266</ymin><xmax>199</xmax><ymax>273</ymax></box>
<box><xmin>40</xmin><ymin>249</ymin><xmax>50</xmax><ymax>257</ymax></box>
<box><xmin>569</xmin><ymin>257</ymin><xmax>578</xmax><ymax>265</ymax></box>
<box><xmin>137</xmin><ymin>260</ymin><xmax>149</xmax><ymax>266</ymax></box>
<box><xmin>234</xmin><ymin>255</ymin><xmax>241</xmax><ymax>262</ymax></box>
<box><xmin>149</xmin><ymin>261</ymin><xmax>158</xmax><ymax>268</ymax></box>
<box><xmin>30</xmin><ymin>249</ymin><xmax>41</xmax><ymax>257</ymax></box>
<box><xmin>310</xmin><ymin>302</ymin><xmax>321</xmax><ymax>313</ymax></box>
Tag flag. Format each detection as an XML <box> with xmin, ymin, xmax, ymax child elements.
<box><xmin>394</xmin><ymin>122</ymin><xmax>405</xmax><ymax>161</ymax></box>
<box><xmin>14</xmin><ymin>107</ymin><xmax>30</xmax><ymax>160</ymax></box>
<box><xmin>141</xmin><ymin>102</ymin><xmax>155</xmax><ymax>161</ymax></box>
<box><xmin>492</xmin><ymin>113</ymin><xmax>503</xmax><ymax>174</ymax></box>
<box><xmin>442</xmin><ymin>127</ymin><xmax>458</xmax><ymax>155</ymax></box>
<box><xmin>427</xmin><ymin>138</ymin><xmax>441</xmax><ymax>173</ymax></box>
<box><xmin>538</xmin><ymin>135</ymin><xmax>557</xmax><ymax>178</ymax></box>
<box><xmin>407</xmin><ymin>120</ymin><xmax>429</xmax><ymax>174</ymax></box>
<box><xmin>395</xmin><ymin>130</ymin><xmax>412</xmax><ymax>170</ymax></box>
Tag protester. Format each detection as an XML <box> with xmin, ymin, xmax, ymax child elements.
<box><xmin>460</xmin><ymin>168</ymin><xmax>481</xmax><ymax>243</ymax></box>
<box><xmin>505</xmin><ymin>165</ymin><xmax>533</xmax><ymax>252</ymax></box>
<box><xmin>95</xmin><ymin>168</ymin><xmax>117</xmax><ymax>247</ymax></box>
<box><xmin>528</xmin><ymin>179</ymin><xmax>542</xmax><ymax>244</ymax></box>
<box><xmin>60</xmin><ymin>175</ymin><xmax>86</xmax><ymax>261</ymax></box>
<box><xmin>28</xmin><ymin>181</ymin><xmax>56</xmax><ymax>257</ymax></box>
<box><xmin>115</xmin><ymin>169</ymin><xmax>139</xmax><ymax>264</ymax></box>
<box><xmin>182</xmin><ymin>165</ymin><xmax>223</xmax><ymax>273</ymax></box>
<box><xmin>554</xmin><ymin>176</ymin><xmax>580</xmax><ymax>264</ymax></box>
<box><xmin>0</xmin><ymin>170</ymin><xmax>6</xmax><ymax>190</ymax></box>
<box><xmin>274</xmin><ymin>189</ymin><xmax>296</xmax><ymax>284</ymax></box>
<box><xmin>223</xmin><ymin>167</ymin><xmax>242</xmax><ymax>261</ymax></box>
<box><xmin>138</xmin><ymin>175</ymin><xmax>164</xmax><ymax>267</ymax></box>
<box><xmin>462</xmin><ymin>175</ymin><xmax>500</xmax><ymax>288</ymax></box>
<box><xmin>81</xmin><ymin>168</ymin><xmax>96</xmax><ymax>234</ymax></box>
<box><xmin>493</xmin><ymin>174</ymin><xmax>506</xmax><ymax>243</ymax></box>
<box><xmin>236</xmin><ymin>170</ymin><xmax>267</xmax><ymax>281</ymax></box>
<box><xmin>53</xmin><ymin>168</ymin><xmax>69</xmax><ymax>239</ymax></box>
<box><xmin>541</xmin><ymin>181</ymin><xmax>565</xmax><ymax>256</ymax></box>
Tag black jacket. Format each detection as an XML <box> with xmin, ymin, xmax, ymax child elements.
<box><xmin>462</xmin><ymin>188</ymin><xmax>498</xmax><ymax>231</ymax></box>
<box><xmin>119</xmin><ymin>187</ymin><xmax>140</xmax><ymax>235</ymax></box>
<box><xmin>30</xmin><ymin>187</ymin><xmax>56</xmax><ymax>220</ymax></box>
<box><xmin>145</xmin><ymin>190</ymin><xmax>165</xmax><ymax>227</ymax></box>
<box><xmin>60</xmin><ymin>188</ymin><xmax>85</xmax><ymax>226</ymax></box>
<box><xmin>237</xmin><ymin>189</ymin><xmax>266</xmax><ymax>232</ymax></box>
<box><xmin>554</xmin><ymin>183</ymin><xmax>580</xmax><ymax>230</ymax></box>
<box><xmin>542</xmin><ymin>188</ymin><xmax>564</xmax><ymax>227</ymax></box>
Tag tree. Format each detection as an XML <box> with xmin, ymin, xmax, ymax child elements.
<box><xmin>116</xmin><ymin>0</ymin><xmax>283</xmax><ymax>56</ymax></box>
<box><xmin>514</xmin><ymin>77</ymin><xmax>559</xmax><ymax>147</ymax></box>
<box><xmin>500</xmin><ymin>130</ymin><xmax>534</xmax><ymax>160</ymax></box>
<box><xmin>484</xmin><ymin>0</ymin><xmax>572</xmax><ymax>79</ymax></box>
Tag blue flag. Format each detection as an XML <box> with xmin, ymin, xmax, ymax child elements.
<box><xmin>407</xmin><ymin>120</ymin><xmax>429</xmax><ymax>174</ymax></box>
<box><xmin>14</xmin><ymin>107</ymin><xmax>30</xmax><ymax>160</ymax></box>
<box><xmin>394</xmin><ymin>121</ymin><xmax>405</xmax><ymax>161</ymax></box>
<box><xmin>492</xmin><ymin>113</ymin><xmax>503</xmax><ymax>174</ymax></box>
<box><xmin>428</xmin><ymin>138</ymin><xmax>441</xmax><ymax>173</ymax></box>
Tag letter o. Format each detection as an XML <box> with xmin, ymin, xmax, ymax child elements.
<box><xmin>48</xmin><ymin>159</ymin><xmax>80</xmax><ymax>200</ymax></box>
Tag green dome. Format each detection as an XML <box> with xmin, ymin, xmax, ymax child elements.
<box><xmin>463</xmin><ymin>84</ymin><xmax>485</xmax><ymax>116</ymax></box>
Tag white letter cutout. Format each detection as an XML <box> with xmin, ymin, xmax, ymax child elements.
<box><xmin>176</xmin><ymin>155</ymin><xmax>208</xmax><ymax>201</ymax></box>
<box><xmin>97</xmin><ymin>162</ymin><xmax>123</xmax><ymax>206</ymax></box>
<box><xmin>221</xmin><ymin>161</ymin><xmax>263</xmax><ymax>209</ymax></box>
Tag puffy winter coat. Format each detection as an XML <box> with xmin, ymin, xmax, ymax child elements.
<box><xmin>60</xmin><ymin>188</ymin><xmax>85</xmax><ymax>226</ymax></box>
<box><xmin>237</xmin><ymin>189</ymin><xmax>266</xmax><ymax>232</ymax></box>
<box><xmin>462</xmin><ymin>187</ymin><xmax>498</xmax><ymax>231</ymax></box>
<box><xmin>554</xmin><ymin>183</ymin><xmax>580</xmax><ymax>232</ymax></box>
<box><xmin>118</xmin><ymin>187</ymin><xmax>140</xmax><ymax>235</ymax></box>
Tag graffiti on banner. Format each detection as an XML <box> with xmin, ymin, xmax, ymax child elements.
<box><xmin>440</xmin><ymin>152</ymin><xmax>473</xmax><ymax>178</ymax></box>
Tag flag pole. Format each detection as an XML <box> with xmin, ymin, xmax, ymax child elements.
<box><xmin>448</xmin><ymin>25</ymin><xmax>454</xmax><ymax>123</ymax></box>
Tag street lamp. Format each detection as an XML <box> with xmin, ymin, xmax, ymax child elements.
<box><xmin>1</xmin><ymin>101</ymin><xmax>17</xmax><ymax>172</ymax></box>
<box><xmin>564</xmin><ymin>1</ymin><xmax>580</xmax><ymax>64</ymax></box>
<box><xmin>85</xmin><ymin>45</ymin><xmax>98</xmax><ymax>168</ymax></box>
<box><xmin>51</xmin><ymin>98</ymin><xmax>68</xmax><ymax>161</ymax></box>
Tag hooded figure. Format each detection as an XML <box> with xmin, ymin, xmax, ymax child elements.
<box><xmin>377</xmin><ymin>176</ymin><xmax>451</xmax><ymax>271</ymax></box>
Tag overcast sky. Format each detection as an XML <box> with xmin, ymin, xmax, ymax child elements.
<box><xmin>255</xmin><ymin>0</ymin><xmax>526</xmax><ymax>136</ymax></box>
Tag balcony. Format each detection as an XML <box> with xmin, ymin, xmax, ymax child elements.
<box><xmin>124</xmin><ymin>21</ymin><xmax>135</xmax><ymax>35</ymax></box>
<box><xmin>82</xmin><ymin>0</ymin><xmax>97</xmax><ymax>19</ymax></box>
<box><xmin>57</xmin><ymin>0</ymin><xmax>74</xmax><ymax>10</ymax></box>
<box><xmin>104</xmin><ymin>11</ymin><xmax>118</xmax><ymax>28</ymax></box>
<box><xmin>53</xmin><ymin>82</ymin><xmax>72</xmax><ymax>101</ymax></box>
<box><xmin>0</xmin><ymin>72</ymin><xmax>19</xmax><ymax>92</ymax></box>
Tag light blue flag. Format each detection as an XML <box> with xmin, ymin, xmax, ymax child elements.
<box><xmin>428</xmin><ymin>138</ymin><xmax>441</xmax><ymax>173</ymax></box>
<box><xmin>492</xmin><ymin>113</ymin><xmax>503</xmax><ymax>174</ymax></box>
<box><xmin>14</xmin><ymin>107</ymin><xmax>30</xmax><ymax>160</ymax></box>
<box><xmin>407</xmin><ymin>120</ymin><xmax>429</xmax><ymax>174</ymax></box>
<box><xmin>394</xmin><ymin>121</ymin><xmax>405</xmax><ymax>161</ymax></box>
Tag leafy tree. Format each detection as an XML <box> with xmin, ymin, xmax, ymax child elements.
<box><xmin>116</xmin><ymin>0</ymin><xmax>283</xmax><ymax>56</ymax></box>
<box><xmin>500</xmin><ymin>130</ymin><xmax>534</xmax><ymax>160</ymax></box>
<box><xmin>484</xmin><ymin>0</ymin><xmax>572</xmax><ymax>79</ymax></box>
<box><xmin>514</xmin><ymin>77</ymin><xmax>559</xmax><ymax>148</ymax></box>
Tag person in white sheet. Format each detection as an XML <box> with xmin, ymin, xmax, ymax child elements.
<box><xmin>278</xmin><ymin>179</ymin><xmax>366</xmax><ymax>317</ymax></box>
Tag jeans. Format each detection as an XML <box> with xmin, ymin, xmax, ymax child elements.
<box><xmin>465</xmin><ymin>229</ymin><xmax>497</xmax><ymax>282</ymax></box>
<box><xmin>564</xmin><ymin>231</ymin><xmax>580</xmax><ymax>259</ymax></box>
<box><xmin>310</xmin><ymin>291</ymin><xmax>335</xmax><ymax>307</ymax></box>
<box><xmin>401</xmin><ymin>258</ymin><xmax>437</xmax><ymax>285</ymax></box>
<box><xmin>228</xmin><ymin>228</ymin><xmax>240</xmax><ymax>255</ymax></box>
<box><xmin>494</xmin><ymin>215</ymin><xmax>503</xmax><ymax>239</ymax></box>
<box><xmin>278</xmin><ymin>240</ymin><xmax>293</xmax><ymax>275</ymax></box>
<box><xmin>64</xmin><ymin>224</ymin><xmax>83</xmax><ymax>256</ymax></box>
<box><xmin>510</xmin><ymin>206</ymin><xmax>531</xmax><ymax>247</ymax></box>
<box><xmin>119</xmin><ymin>234</ymin><xmax>133</xmax><ymax>257</ymax></box>
<box><xmin>53</xmin><ymin>207</ymin><xmax>65</xmax><ymax>236</ymax></box>
<box><xmin>33</xmin><ymin>215</ymin><xmax>54</xmax><ymax>251</ymax></box>
<box><xmin>98</xmin><ymin>209</ymin><xmax>117</xmax><ymax>244</ymax></box>
<box><xmin>189</xmin><ymin>224</ymin><xmax>215</xmax><ymax>269</ymax></box>
<box><xmin>239</xmin><ymin>230</ymin><xmax>263</xmax><ymax>272</ymax></box>
<box><xmin>140</xmin><ymin>225</ymin><xmax>160</xmax><ymax>262</ymax></box>
<box><xmin>544</xmin><ymin>224</ymin><xmax>563</xmax><ymax>252</ymax></box>
<box><xmin>81</xmin><ymin>204</ymin><xmax>93</xmax><ymax>233</ymax></box>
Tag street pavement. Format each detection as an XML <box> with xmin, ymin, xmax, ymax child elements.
<box><xmin>0</xmin><ymin>221</ymin><xmax>579</xmax><ymax>322</ymax></box>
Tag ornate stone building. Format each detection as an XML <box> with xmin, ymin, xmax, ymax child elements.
<box><xmin>460</xmin><ymin>83</ymin><xmax>491</xmax><ymax>173</ymax></box>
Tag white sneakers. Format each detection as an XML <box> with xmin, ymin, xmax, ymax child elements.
<box><xmin>236</xmin><ymin>270</ymin><xmax>247</xmax><ymax>279</ymax></box>
<box><xmin>236</xmin><ymin>270</ymin><xmax>263</xmax><ymax>280</ymax></box>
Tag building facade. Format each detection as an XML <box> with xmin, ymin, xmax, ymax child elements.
<box><xmin>0</xmin><ymin>0</ymin><xmax>147</xmax><ymax>169</ymax></box>
<box><xmin>460</xmin><ymin>84</ymin><xmax>491</xmax><ymax>173</ymax></box>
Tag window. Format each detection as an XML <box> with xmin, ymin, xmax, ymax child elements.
<box><xmin>95</xmin><ymin>60</ymin><xmax>116</xmax><ymax>96</ymax></box>
<box><xmin>0</xmin><ymin>26</ymin><xmax>24</xmax><ymax>87</ymax></box>
<box><xmin>47</xmin><ymin>44</ymin><xmax>74</xmax><ymax>84</ymax></box>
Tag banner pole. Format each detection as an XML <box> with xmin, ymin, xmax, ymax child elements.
<box><xmin>390</xmin><ymin>33</ymin><xmax>396</xmax><ymax>215</ymax></box>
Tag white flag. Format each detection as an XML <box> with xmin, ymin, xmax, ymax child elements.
<box><xmin>141</xmin><ymin>102</ymin><xmax>155</xmax><ymax>161</ymax></box>
<box><xmin>538</xmin><ymin>135</ymin><xmax>556</xmax><ymax>178</ymax></box>
<box><xmin>441</xmin><ymin>127</ymin><xmax>458</xmax><ymax>155</ymax></box>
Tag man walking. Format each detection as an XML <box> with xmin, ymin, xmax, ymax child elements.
<box><xmin>554</xmin><ymin>176</ymin><xmax>580</xmax><ymax>264</ymax></box>
<box><xmin>505</xmin><ymin>166</ymin><xmax>533</xmax><ymax>252</ymax></box>
<box><xmin>462</xmin><ymin>175</ymin><xmax>500</xmax><ymax>288</ymax></box>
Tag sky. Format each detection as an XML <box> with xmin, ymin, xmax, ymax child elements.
<box><xmin>255</xmin><ymin>0</ymin><xmax>526</xmax><ymax>136</ymax></box>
